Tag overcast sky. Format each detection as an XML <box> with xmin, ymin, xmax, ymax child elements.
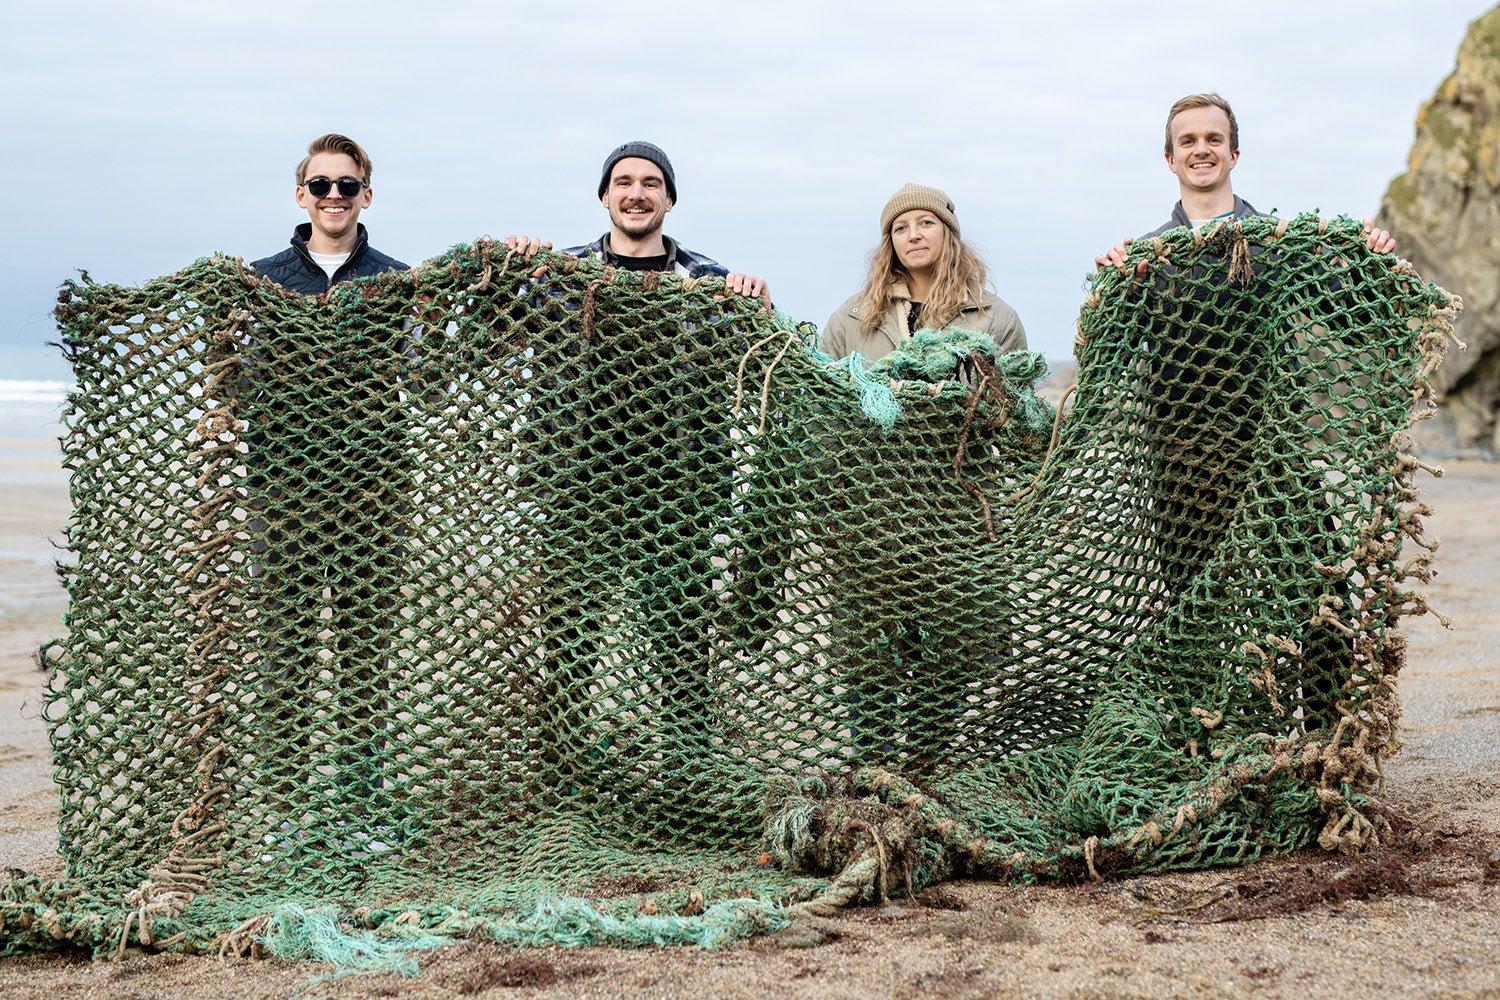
<box><xmin>1</xmin><ymin>0</ymin><xmax>1490</xmax><ymax>380</ymax></box>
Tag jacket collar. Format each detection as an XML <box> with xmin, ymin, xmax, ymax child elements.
<box><xmin>885</xmin><ymin>281</ymin><xmax>983</xmax><ymax>311</ymax></box>
<box><xmin>1168</xmin><ymin>194</ymin><xmax>1260</xmax><ymax>231</ymax></box>
<box><xmin>867</xmin><ymin>281</ymin><xmax>986</xmax><ymax>353</ymax></box>
<box><xmin>597</xmin><ymin>232</ymin><xmax>680</xmax><ymax>270</ymax></box>
<box><xmin>290</xmin><ymin>223</ymin><xmax>370</xmax><ymax>275</ymax></box>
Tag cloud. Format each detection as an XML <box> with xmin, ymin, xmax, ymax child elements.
<box><xmin>0</xmin><ymin>0</ymin><xmax>1488</xmax><ymax>379</ymax></box>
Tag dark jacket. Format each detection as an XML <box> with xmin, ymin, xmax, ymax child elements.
<box><xmin>251</xmin><ymin>223</ymin><xmax>408</xmax><ymax>295</ymax></box>
<box><xmin>1145</xmin><ymin>195</ymin><xmax>1264</xmax><ymax>239</ymax></box>
<box><xmin>563</xmin><ymin>234</ymin><xmax>728</xmax><ymax>279</ymax></box>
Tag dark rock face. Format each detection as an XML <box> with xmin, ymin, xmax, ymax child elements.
<box><xmin>1378</xmin><ymin>5</ymin><xmax>1500</xmax><ymax>458</ymax></box>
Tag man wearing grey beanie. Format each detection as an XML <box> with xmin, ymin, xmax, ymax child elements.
<box><xmin>507</xmin><ymin>140</ymin><xmax>769</xmax><ymax>303</ymax></box>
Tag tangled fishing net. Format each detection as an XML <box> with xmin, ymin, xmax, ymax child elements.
<box><xmin>1</xmin><ymin>215</ymin><xmax>1458</xmax><ymax>964</ymax></box>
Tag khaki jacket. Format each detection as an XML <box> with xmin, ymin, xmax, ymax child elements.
<box><xmin>818</xmin><ymin>284</ymin><xmax>1027</xmax><ymax>364</ymax></box>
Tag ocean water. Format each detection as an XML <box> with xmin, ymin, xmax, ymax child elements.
<box><xmin>0</xmin><ymin>380</ymin><xmax>69</xmax><ymax>445</ymax></box>
<box><xmin>1</xmin><ymin>381</ymin><xmax>70</xmax><ymax>619</ymax></box>
<box><xmin>0</xmin><ymin>380</ymin><xmax>69</xmax><ymax>492</ymax></box>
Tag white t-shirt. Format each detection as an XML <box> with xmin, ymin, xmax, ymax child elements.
<box><xmin>308</xmin><ymin>250</ymin><xmax>351</xmax><ymax>281</ymax></box>
<box><xmin>1188</xmin><ymin>210</ymin><xmax>1236</xmax><ymax>231</ymax></box>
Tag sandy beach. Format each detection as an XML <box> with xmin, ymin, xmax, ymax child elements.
<box><xmin>0</xmin><ymin>433</ymin><xmax>1496</xmax><ymax>998</ymax></box>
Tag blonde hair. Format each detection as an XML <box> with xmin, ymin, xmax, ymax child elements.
<box><xmin>856</xmin><ymin>220</ymin><xmax>988</xmax><ymax>336</ymax></box>
<box><xmin>296</xmin><ymin>133</ymin><xmax>374</xmax><ymax>185</ymax></box>
<box><xmin>1164</xmin><ymin>93</ymin><xmax>1239</xmax><ymax>154</ymax></box>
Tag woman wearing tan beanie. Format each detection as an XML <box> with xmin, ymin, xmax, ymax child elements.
<box><xmin>820</xmin><ymin>182</ymin><xmax>1027</xmax><ymax>365</ymax></box>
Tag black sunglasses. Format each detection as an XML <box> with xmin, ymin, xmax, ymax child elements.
<box><xmin>301</xmin><ymin>175</ymin><xmax>366</xmax><ymax>198</ymax></box>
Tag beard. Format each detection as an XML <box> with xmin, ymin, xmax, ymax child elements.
<box><xmin>610</xmin><ymin>204</ymin><xmax>664</xmax><ymax>238</ymax></box>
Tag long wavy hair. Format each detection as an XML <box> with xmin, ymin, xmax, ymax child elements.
<box><xmin>856</xmin><ymin>221</ymin><xmax>988</xmax><ymax>335</ymax></box>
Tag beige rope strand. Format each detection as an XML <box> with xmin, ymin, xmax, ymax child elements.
<box><xmin>1009</xmin><ymin>382</ymin><xmax>1077</xmax><ymax>503</ymax></box>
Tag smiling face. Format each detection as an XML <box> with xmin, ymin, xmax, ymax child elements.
<box><xmin>602</xmin><ymin>156</ymin><xmax>673</xmax><ymax>244</ymax></box>
<box><xmin>889</xmin><ymin>209</ymin><xmax>949</xmax><ymax>279</ymax></box>
<box><xmin>295</xmin><ymin>150</ymin><xmax>373</xmax><ymax>253</ymax></box>
<box><xmin>1165</xmin><ymin>105</ymin><xmax>1239</xmax><ymax>198</ymax></box>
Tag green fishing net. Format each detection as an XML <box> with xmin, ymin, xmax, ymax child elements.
<box><xmin>1</xmin><ymin>214</ymin><xmax>1456</xmax><ymax>960</ymax></box>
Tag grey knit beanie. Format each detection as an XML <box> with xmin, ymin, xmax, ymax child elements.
<box><xmin>597</xmin><ymin>141</ymin><xmax>677</xmax><ymax>202</ymax></box>
<box><xmin>879</xmin><ymin>182</ymin><xmax>959</xmax><ymax>237</ymax></box>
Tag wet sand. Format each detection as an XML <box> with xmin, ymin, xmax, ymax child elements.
<box><xmin>0</xmin><ymin>455</ymin><xmax>1495</xmax><ymax>999</ymax></box>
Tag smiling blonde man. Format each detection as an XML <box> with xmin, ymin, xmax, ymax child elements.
<box><xmin>1095</xmin><ymin>93</ymin><xmax>1394</xmax><ymax>268</ymax></box>
<box><xmin>253</xmin><ymin>133</ymin><xmax>408</xmax><ymax>294</ymax></box>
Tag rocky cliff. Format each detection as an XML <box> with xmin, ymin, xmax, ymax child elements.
<box><xmin>1378</xmin><ymin>5</ymin><xmax>1500</xmax><ymax>457</ymax></box>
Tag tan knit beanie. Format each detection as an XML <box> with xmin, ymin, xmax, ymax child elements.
<box><xmin>879</xmin><ymin>182</ymin><xmax>960</xmax><ymax>237</ymax></box>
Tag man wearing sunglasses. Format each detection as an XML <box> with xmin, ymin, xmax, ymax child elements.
<box><xmin>247</xmin><ymin>133</ymin><xmax>410</xmax><ymax>830</ymax></box>
<box><xmin>253</xmin><ymin>133</ymin><xmax>408</xmax><ymax>294</ymax></box>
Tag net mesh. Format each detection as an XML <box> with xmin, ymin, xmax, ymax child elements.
<box><xmin>2</xmin><ymin>215</ymin><xmax>1458</xmax><ymax>957</ymax></box>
